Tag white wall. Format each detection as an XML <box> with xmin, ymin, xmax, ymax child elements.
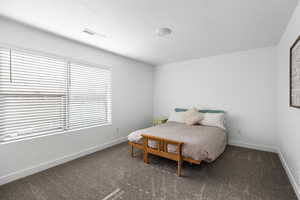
<box><xmin>276</xmin><ymin>1</ymin><xmax>300</xmax><ymax>196</ymax></box>
<box><xmin>0</xmin><ymin>17</ymin><xmax>153</xmax><ymax>184</ymax></box>
<box><xmin>1</xmin><ymin>3</ymin><xmax>300</xmax><ymax>195</ymax></box>
<box><xmin>153</xmin><ymin>47</ymin><xmax>277</xmax><ymax>150</ymax></box>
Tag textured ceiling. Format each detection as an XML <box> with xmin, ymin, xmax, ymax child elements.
<box><xmin>0</xmin><ymin>0</ymin><xmax>298</xmax><ymax>65</ymax></box>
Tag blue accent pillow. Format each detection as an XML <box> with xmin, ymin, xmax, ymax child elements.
<box><xmin>175</xmin><ymin>108</ymin><xmax>225</xmax><ymax>114</ymax></box>
<box><xmin>174</xmin><ymin>108</ymin><xmax>189</xmax><ymax>112</ymax></box>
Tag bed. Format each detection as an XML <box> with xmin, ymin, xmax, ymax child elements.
<box><xmin>128</xmin><ymin>121</ymin><xmax>227</xmax><ymax>176</ymax></box>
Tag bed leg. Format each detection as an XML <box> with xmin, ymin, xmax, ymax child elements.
<box><xmin>177</xmin><ymin>143</ymin><xmax>183</xmax><ymax>176</ymax></box>
<box><xmin>129</xmin><ymin>144</ymin><xmax>134</xmax><ymax>157</ymax></box>
<box><xmin>177</xmin><ymin>160</ymin><xmax>182</xmax><ymax>176</ymax></box>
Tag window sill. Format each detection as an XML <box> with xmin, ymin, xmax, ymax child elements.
<box><xmin>0</xmin><ymin>123</ymin><xmax>112</xmax><ymax>145</ymax></box>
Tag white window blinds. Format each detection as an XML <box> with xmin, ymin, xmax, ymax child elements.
<box><xmin>69</xmin><ymin>63</ymin><xmax>111</xmax><ymax>129</ymax></box>
<box><xmin>0</xmin><ymin>47</ymin><xmax>111</xmax><ymax>142</ymax></box>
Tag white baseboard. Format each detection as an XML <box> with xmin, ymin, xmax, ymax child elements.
<box><xmin>0</xmin><ymin>137</ymin><xmax>128</xmax><ymax>186</ymax></box>
<box><xmin>278</xmin><ymin>150</ymin><xmax>300</xmax><ymax>199</ymax></box>
<box><xmin>228</xmin><ymin>140</ymin><xmax>277</xmax><ymax>153</ymax></box>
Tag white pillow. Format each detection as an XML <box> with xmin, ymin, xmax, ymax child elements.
<box><xmin>201</xmin><ymin>113</ymin><xmax>226</xmax><ymax>130</ymax></box>
<box><xmin>181</xmin><ymin>108</ymin><xmax>204</xmax><ymax>125</ymax></box>
<box><xmin>167</xmin><ymin>111</ymin><xmax>185</xmax><ymax>123</ymax></box>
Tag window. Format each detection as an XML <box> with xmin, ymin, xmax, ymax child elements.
<box><xmin>69</xmin><ymin>62</ymin><xmax>112</xmax><ymax>129</ymax></box>
<box><xmin>0</xmin><ymin>47</ymin><xmax>111</xmax><ymax>142</ymax></box>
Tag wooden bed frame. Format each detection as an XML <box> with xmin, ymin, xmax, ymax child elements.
<box><xmin>128</xmin><ymin>134</ymin><xmax>202</xmax><ymax>176</ymax></box>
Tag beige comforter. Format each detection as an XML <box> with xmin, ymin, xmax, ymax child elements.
<box><xmin>128</xmin><ymin>122</ymin><xmax>227</xmax><ymax>162</ymax></box>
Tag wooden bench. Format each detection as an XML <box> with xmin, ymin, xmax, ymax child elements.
<box><xmin>128</xmin><ymin>134</ymin><xmax>202</xmax><ymax>176</ymax></box>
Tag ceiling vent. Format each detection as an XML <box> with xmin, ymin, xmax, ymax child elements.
<box><xmin>83</xmin><ymin>28</ymin><xmax>107</xmax><ymax>38</ymax></box>
<box><xmin>156</xmin><ymin>27</ymin><xmax>172</xmax><ymax>36</ymax></box>
<box><xmin>83</xmin><ymin>28</ymin><xmax>95</xmax><ymax>35</ymax></box>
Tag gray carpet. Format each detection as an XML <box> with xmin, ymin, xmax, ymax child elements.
<box><xmin>0</xmin><ymin>143</ymin><xmax>297</xmax><ymax>200</ymax></box>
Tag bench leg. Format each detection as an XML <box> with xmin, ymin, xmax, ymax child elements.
<box><xmin>143</xmin><ymin>138</ymin><xmax>149</xmax><ymax>164</ymax></box>
<box><xmin>144</xmin><ymin>150</ymin><xmax>149</xmax><ymax>164</ymax></box>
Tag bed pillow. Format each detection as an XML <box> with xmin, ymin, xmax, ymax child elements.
<box><xmin>201</xmin><ymin>113</ymin><xmax>226</xmax><ymax>130</ymax></box>
<box><xmin>181</xmin><ymin>108</ymin><xmax>204</xmax><ymax>125</ymax></box>
<box><xmin>167</xmin><ymin>110</ymin><xmax>185</xmax><ymax>123</ymax></box>
<box><xmin>175</xmin><ymin>108</ymin><xmax>225</xmax><ymax>114</ymax></box>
